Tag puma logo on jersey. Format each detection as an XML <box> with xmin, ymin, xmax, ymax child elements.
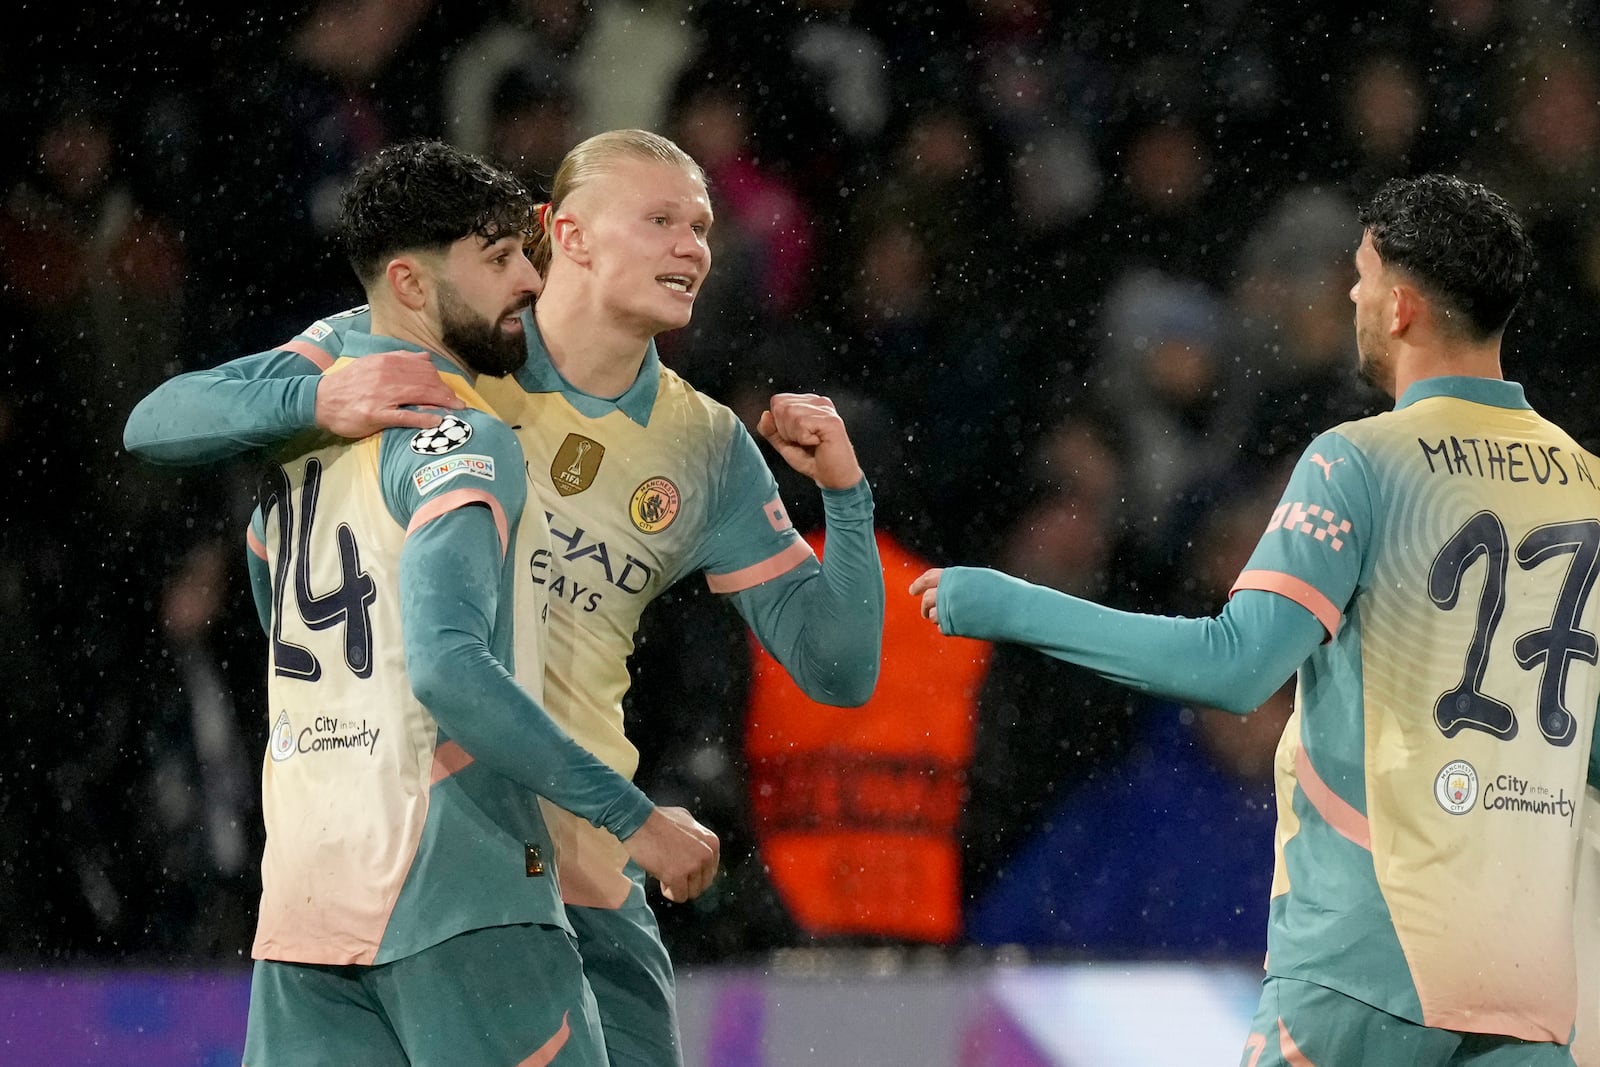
<box><xmin>1309</xmin><ymin>453</ymin><xmax>1346</xmax><ymax>480</ymax></box>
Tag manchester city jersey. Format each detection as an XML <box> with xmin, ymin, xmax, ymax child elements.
<box><xmin>285</xmin><ymin>309</ymin><xmax>815</xmax><ymax>907</ymax></box>
<box><xmin>247</xmin><ymin>349</ymin><xmax>561</xmax><ymax>965</ymax></box>
<box><xmin>1233</xmin><ymin>376</ymin><xmax>1600</xmax><ymax>1041</ymax></box>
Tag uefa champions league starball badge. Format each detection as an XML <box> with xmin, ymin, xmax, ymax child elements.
<box><xmin>410</xmin><ymin>416</ymin><xmax>473</xmax><ymax>455</ymax></box>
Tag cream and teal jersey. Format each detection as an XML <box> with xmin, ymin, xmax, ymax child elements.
<box><xmin>1230</xmin><ymin>377</ymin><xmax>1600</xmax><ymax>1042</ymax></box>
<box><xmin>131</xmin><ymin>307</ymin><xmax>883</xmax><ymax>912</ymax></box>
<box><xmin>483</xmin><ymin>342</ymin><xmax>829</xmax><ymax>906</ymax></box>
<box><xmin>931</xmin><ymin>376</ymin><xmax>1600</xmax><ymax>1046</ymax></box>
<box><xmin>329</xmin><ymin>312</ymin><xmax>849</xmax><ymax>906</ymax></box>
<box><xmin>245</xmin><ymin>337</ymin><xmax>655</xmax><ymax>966</ymax></box>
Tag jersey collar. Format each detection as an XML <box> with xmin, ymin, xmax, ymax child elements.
<box><xmin>512</xmin><ymin>309</ymin><xmax>662</xmax><ymax>427</ymax></box>
<box><xmin>343</xmin><ymin>332</ymin><xmax>470</xmax><ymax>382</ymax></box>
<box><xmin>1395</xmin><ymin>376</ymin><xmax>1531</xmax><ymax>412</ymax></box>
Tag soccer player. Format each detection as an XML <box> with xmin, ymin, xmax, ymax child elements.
<box><xmin>124</xmin><ymin>130</ymin><xmax>884</xmax><ymax>1067</ymax></box>
<box><xmin>225</xmin><ymin>140</ymin><xmax>723</xmax><ymax>1067</ymax></box>
<box><xmin>913</xmin><ymin>175</ymin><xmax>1600</xmax><ymax>1066</ymax></box>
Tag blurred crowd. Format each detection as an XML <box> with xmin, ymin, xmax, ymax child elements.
<box><xmin>5</xmin><ymin>0</ymin><xmax>1600</xmax><ymax>967</ymax></box>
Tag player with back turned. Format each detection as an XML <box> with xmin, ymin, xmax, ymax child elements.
<box><xmin>915</xmin><ymin>175</ymin><xmax>1600</xmax><ymax>1066</ymax></box>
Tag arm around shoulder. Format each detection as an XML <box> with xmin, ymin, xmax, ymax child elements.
<box><xmin>123</xmin><ymin>349</ymin><xmax>324</xmax><ymax>465</ymax></box>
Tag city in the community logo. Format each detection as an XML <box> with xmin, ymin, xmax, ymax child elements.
<box><xmin>270</xmin><ymin>711</ymin><xmax>297</xmax><ymax>763</ymax></box>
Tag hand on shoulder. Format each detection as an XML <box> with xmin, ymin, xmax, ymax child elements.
<box><xmin>316</xmin><ymin>350</ymin><xmax>464</xmax><ymax>438</ymax></box>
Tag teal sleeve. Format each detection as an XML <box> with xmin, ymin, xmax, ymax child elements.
<box><xmin>727</xmin><ymin>479</ymin><xmax>885</xmax><ymax>706</ymax></box>
<box><xmin>246</xmin><ymin>508</ymin><xmax>271</xmax><ymax>636</ymax></box>
<box><xmin>697</xmin><ymin>419</ymin><xmax>809</xmax><ymax>576</ymax></box>
<box><xmin>1235</xmin><ymin>431</ymin><xmax>1376</xmax><ymax>633</ymax></box>
<box><xmin>938</xmin><ymin>568</ymin><xmax>1323</xmax><ymax>714</ymax></box>
<box><xmin>123</xmin><ymin>348</ymin><xmax>322</xmax><ymax>465</ymax></box>
<box><xmin>400</xmin><ymin>499</ymin><xmax>656</xmax><ymax>841</ymax></box>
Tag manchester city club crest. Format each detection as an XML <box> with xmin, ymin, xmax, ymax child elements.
<box><xmin>1434</xmin><ymin>759</ymin><xmax>1479</xmax><ymax>815</ymax></box>
<box><xmin>410</xmin><ymin>415</ymin><xmax>473</xmax><ymax>455</ymax></box>
<box><xmin>629</xmin><ymin>476</ymin><xmax>681</xmax><ymax>533</ymax></box>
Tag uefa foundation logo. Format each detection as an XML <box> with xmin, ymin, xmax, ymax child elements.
<box><xmin>1434</xmin><ymin>759</ymin><xmax>1479</xmax><ymax>815</ymax></box>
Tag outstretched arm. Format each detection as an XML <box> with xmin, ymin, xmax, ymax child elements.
<box><xmin>912</xmin><ymin>567</ymin><xmax>1321</xmax><ymax>714</ymax></box>
<box><xmin>124</xmin><ymin>348</ymin><xmax>324</xmax><ymax>464</ymax></box>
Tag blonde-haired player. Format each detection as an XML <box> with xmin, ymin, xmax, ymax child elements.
<box><xmin>126</xmin><ymin>129</ymin><xmax>884</xmax><ymax>1066</ymax></box>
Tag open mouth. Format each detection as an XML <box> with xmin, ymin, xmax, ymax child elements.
<box><xmin>658</xmin><ymin>275</ymin><xmax>694</xmax><ymax>294</ymax></box>
<box><xmin>501</xmin><ymin>302</ymin><xmax>532</xmax><ymax>329</ymax></box>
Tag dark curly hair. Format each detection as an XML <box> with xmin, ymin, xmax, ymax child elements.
<box><xmin>338</xmin><ymin>140</ymin><xmax>536</xmax><ymax>286</ymax></box>
<box><xmin>1357</xmin><ymin>174</ymin><xmax>1533</xmax><ymax>342</ymax></box>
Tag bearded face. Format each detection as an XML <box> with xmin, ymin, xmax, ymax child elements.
<box><xmin>1355</xmin><ymin>302</ymin><xmax>1392</xmax><ymax>393</ymax></box>
<box><xmin>437</xmin><ymin>278</ymin><xmax>530</xmax><ymax>378</ymax></box>
<box><xmin>1350</xmin><ymin>232</ymin><xmax>1396</xmax><ymax>396</ymax></box>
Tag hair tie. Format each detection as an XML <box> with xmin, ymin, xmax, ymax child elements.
<box><xmin>538</xmin><ymin>202</ymin><xmax>552</xmax><ymax>232</ymax></box>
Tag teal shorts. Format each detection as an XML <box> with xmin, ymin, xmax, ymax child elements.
<box><xmin>243</xmin><ymin>922</ymin><xmax>604</xmax><ymax>1067</ymax></box>
<box><xmin>567</xmin><ymin>863</ymin><xmax>682</xmax><ymax>1067</ymax></box>
<box><xmin>1241</xmin><ymin>976</ymin><xmax>1575</xmax><ymax>1067</ymax></box>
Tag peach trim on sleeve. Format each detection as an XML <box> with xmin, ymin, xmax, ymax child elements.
<box><xmin>246</xmin><ymin>524</ymin><xmax>267</xmax><ymax>561</ymax></box>
<box><xmin>1276</xmin><ymin>1019</ymin><xmax>1320</xmax><ymax>1067</ymax></box>
<box><xmin>704</xmin><ymin>540</ymin><xmax>816</xmax><ymax>593</ymax></box>
<box><xmin>1295</xmin><ymin>745</ymin><xmax>1371</xmax><ymax>852</ymax></box>
<box><xmin>406</xmin><ymin>489</ymin><xmax>509</xmax><ymax>557</ymax></box>
<box><xmin>1233</xmin><ymin>569</ymin><xmax>1341</xmax><ymax>639</ymax></box>
<box><xmin>430</xmin><ymin>740</ymin><xmax>474</xmax><ymax>786</ymax></box>
<box><xmin>279</xmin><ymin>338</ymin><xmax>335</xmax><ymax>370</ymax></box>
<box><xmin>516</xmin><ymin>1011</ymin><xmax>572</xmax><ymax>1067</ymax></box>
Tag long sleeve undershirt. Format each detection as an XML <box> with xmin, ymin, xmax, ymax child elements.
<box><xmin>247</xmin><ymin>501</ymin><xmax>655</xmax><ymax>839</ymax></box>
<box><xmin>124</xmin><ymin>350</ymin><xmax>320</xmax><ymax>464</ymax></box>
<box><xmin>936</xmin><ymin>566</ymin><xmax>1325</xmax><ymax>714</ymax></box>
<box><xmin>729</xmin><ymin>481</ymin><xmax>884</xmax><ymax>707</ymax></box>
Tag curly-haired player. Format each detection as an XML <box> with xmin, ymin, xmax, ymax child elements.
<box><xmin>158</xmin><ymin>140</ymin><xmax>721</xmax><ymax>1067</ymax></box>
<box><xmin>126</xmin><ymin>131</ymin><xmax>883</xmax><ymax>1067</ymax></box>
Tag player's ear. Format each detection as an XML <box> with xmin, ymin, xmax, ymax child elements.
<box><xmin>1390</xmin><ymin>282</ymin><xmax>1420</xmax><ymax>337</ymax></box>
<box><xmin>553</xmin><ymin>213</ymin><xmax>589</xmax><ymax>267</ymax></box>
<box><xmin>386</xmin><ymin>255</ymin><xmax>429</xmax><ymax>311</ymax></box>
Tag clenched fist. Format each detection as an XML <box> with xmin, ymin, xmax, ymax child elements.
<box><xmin>757</xmin><ymin>392</ymin><xmax>864</xmax><ymax>490</ymax></box>
<box><xmin>622</xmin><ymin>806</ymin><xmax>721</xmax><ymax>903</ymax></box>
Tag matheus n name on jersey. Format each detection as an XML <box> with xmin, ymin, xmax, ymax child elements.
<box><xmin>1417</xmin><ymin>434</ymin><xmax>1596</xmax><ymax>486</ymax></box>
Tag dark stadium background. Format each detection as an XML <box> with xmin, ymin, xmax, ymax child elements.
<box><xmin>5</xmin><ymin>2</ymin><xmax>1600</xmax><ymax>1063</ymax></box>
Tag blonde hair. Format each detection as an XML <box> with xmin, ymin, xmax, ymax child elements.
<box><xmin>531</xmin><ymin>129</ymin><xmax>707</xmax><ymax>275</ymax></box>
